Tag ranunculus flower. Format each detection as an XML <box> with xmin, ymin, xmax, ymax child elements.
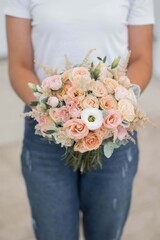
<box><xmin>83</xmin><ymin>132</ymin><xmax>102</xmax><ymax>151</ymax></box>
<box><xmin>69</xmin><ymin>67</ymin><xmax>91</xmax><ymax>91</ymax></box>
<box><xmin>115</xmin><ymin>85</ymin><xmax>129</xmax><ymax>100</ymax></box>
<box><xmin>81</xmin><ymin>108</ymin><xmax>103</xmax><ymax>130</ymax></box>
<box><xmin>47</xmin><ymin>96</ymin><xmax>59</xmax><ymax>107</ymax></box>
<box><xmin>89</xmin><ymin>80</ymin><xmax>108</xmax><ymax>97</ymax></box>
<box><xmin>63</xmin><ymin>119</ymin><xmax>89</xmax><ymax>140</ymax></box>
<box><xmin>118</xmin><ymin>99</ymin><xmax>135</xmax><ymax>122</ymax></box>
<box><xmin>49</xmin><ymin>108</ymin><xmax>61</xmax><ymax>123</ymax></box>
<box><xmin>103</xmin><ymin>110</ymin><xmax>122</xmax><ymax>129</ymax></box>
<box><xmin>41</xmin><ymin>75</ymin><xmax>62</xmax><ymax>91</ymax></box>
<box><xmin>99</xmin><ymin>95</ymin><xmax>118</xmax><ymax>110</ymax></box>
<box><xmin>102</xmin><ymin>78</ymin><xmax>119</xmax><ymax>94</ymax></box>
<box><xmin>81</xmin><ymin>95</ymin><xmax>99</xmax><ymax>109</ymax></box>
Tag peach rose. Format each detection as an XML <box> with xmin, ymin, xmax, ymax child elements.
<box><xmin>89</xmin><ymin>80</ymin><xmax>108</xmax><ymax>97</ymax></box>
<box><xmin>38</xmin><ymin>115</ymin><xmax>55</xmax><ymax>133</ymax></box>
<box><xmin>95</xmin><ymin>125</ymin><xmax>113</xmax><ymax>140</ymax></box>
<box><xmin>55</xmin><ymin>80</ymin><xmax>72</xmax><ymax>101</ymax></box>
<box><xmin>67</xmin><ymin>87</ymin><xmax>85</xmax><ymax>101</ymax></box>
<box><xmin>81</xmin><ymin>95</ymin><xmax>99</xmax><ymax>109</ymax></box>
<box><xmin>103</xmin><ymin>110</ymin><xmax>122</xmax><ymax>129</ymax></box>
<box><xmin>63</xmin><ymin>119</ymin><xmax>89</xmax><ymax>140</ymax></box>
<box><xmin>102</xmin><ymin>78</ymin><xmax>119</xmax><ymax>94</ymax></box>
<box><xmin>66</xmin><ymin>100</ymin><xmax>81</xmax><ymax>118</ymax></box>
<box><xmin>49</xmin><ymin>108</ymin><xmax>61</xmax><ymax>123</ymax></box>
<box><xmin>118</xmin><ymin>99</ymin><xmax>135</xmax><ymax>122</ymax></box>
<box><xmin>83</xmin><ymin>132</ymin><xmax>102</xmax><ymax>151</ymax></box>
<box><xmin>74</xmin><ymin>140</ymin><xmax>87</xmax><ymax>153</ymax></box>
<box><xmin>99</xmin><ymin>95</ymin><xmax>118</xmax><ymax>110</ymax></box>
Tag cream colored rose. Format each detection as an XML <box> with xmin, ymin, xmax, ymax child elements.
<box><xmin>89</xmin><ymin>80</ymin><xmax>108</xmax><ymax>97</ymax></box>
<box><xmin>126</xmin><ymin>88</ymin><xmax>137</xmax><ymax>106</ymax></box>
<box><xmin>118</xmin><ymin>76</ymin><xmax>131</xmax><ymax>88</ymax></box>
<box><xmin>102</xmin><ymin>78</ymin><xmax>119</xmax><ymax>94</ymax></box>
<box><xmin>118</xmin><ymin>99</ymin><xmax>135</xmax><ymax>122</ymax></box>
<box><xmin>99</xmin><ymin>95</ymin><xmax>118</xmax><ymax>110</ymax></box>
<box><xmin>69</xmin><ymin>67</ymin><xmax>91</xmax><ymax>91</ymax></box>
<box><xmin>81</xmin><ymin>95</ymin><xmax>99</xmax><ymax>109</ymax></box>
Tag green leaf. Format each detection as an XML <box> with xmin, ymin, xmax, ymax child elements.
<box><xmin>103</xmin><ymin>142</ymin><xmax>114</xmax><ymax>158</ymax></box>
<box><xmin>97</xmin><ymin>57</ymin><xmax>102</xmax><ymax>61</ymax></box>
<box><xmin>93</xmin><ymin>62</ymin><xmax>101</xmax><ymax>79</ymax></box>
<box><xmin>44</xmin><ymin>130</ymin><xmax>55</xmax><ymax>134</ymax></box>
<box><xmin>111</xmin><ymin>56</ymin><xmax>121</xmax><ymax>69</ymax></box>
<box><xmin>30</xmin><ymin>101</ymin><xmax>39</xmax><ymax>107</ymax></box>
<box><xmin>103</xmin><ymin>56</ymin><xmax>107</xmax><ymax>63</ymax></box>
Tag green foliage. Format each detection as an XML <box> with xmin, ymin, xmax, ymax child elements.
<box><xmin>111</xmin><ymin>56</ymin><xmax>121</xmax><ymax>69</ymax></box>
<box><xmin>30</xmin><ymin>101</ymin><xmax>39</xmax><ymax>107</ymax></box>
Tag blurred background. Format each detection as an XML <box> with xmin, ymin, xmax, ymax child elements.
<box><xmin>0</xmin><ymin>0</ymin><xmax>160</xmax><ymax>239</ymax></box>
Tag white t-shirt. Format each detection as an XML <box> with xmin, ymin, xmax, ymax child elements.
<box><xmin>4</xmin><ymin>0</ymin><xmax>155</xmax><ymax>82</ymax></box>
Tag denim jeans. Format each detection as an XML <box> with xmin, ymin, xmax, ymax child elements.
<box><xmin>20</xmin><ymin>105</ymin><xmax>139</xmax><ymax>240</ymax></box>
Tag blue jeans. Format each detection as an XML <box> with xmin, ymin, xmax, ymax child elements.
<box><xmin>21</xmin><ymin>105</ymin><xmax>139</xmax><ymax>240</ymax></box>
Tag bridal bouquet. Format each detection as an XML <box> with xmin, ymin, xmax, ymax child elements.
<box><xmin>24</xmin><ymin>49</ymin><xmax>148</xmax><ymax>173</ymax></box>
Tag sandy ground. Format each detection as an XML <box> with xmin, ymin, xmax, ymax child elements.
<box><xmin>0</xmin><ymin>59</ymin><xmax>160</xmax><ymax>240</ymax></box>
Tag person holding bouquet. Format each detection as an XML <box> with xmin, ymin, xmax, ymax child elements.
<box><xmin>4</xmin><ymin>0</ymin><xmax>154</xmax><ymax>239</ymax></box>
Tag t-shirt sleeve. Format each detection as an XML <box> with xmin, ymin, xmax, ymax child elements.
<box><xmin>127</xmin><ymin>0</ymin><xmax>155</xmax><ymax>25</ymax></box>
<box><xmin>3</xmin><ymin>0</ymin><xmax>31</xmax><ymax>19</ymax></box>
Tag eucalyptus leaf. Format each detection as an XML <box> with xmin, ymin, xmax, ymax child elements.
<box><xmin>130</xmin><ymin>84</ymin><xmax>141</xmax><ymax>98</ymax></box>
<box><xmin>103</xmin><ymin>56</ymin><xmax>107</xmax><ymax>63</ymax></box>
<box><xmin>97</xmin><ymin>57</ymin><xmax>102</xmax><ymax>61</ymax></box>
<box><xmin>103</xmin><ymin>142</ymin><xmax>114</xmax><ymax>158</ymax></box>
<box><xmin>44</xmin><ymin>130</ymin><xmax>55</xmax><ymax>134</ymax></box>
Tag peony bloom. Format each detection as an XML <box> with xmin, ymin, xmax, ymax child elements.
<box><xmin>81</xmin><ymin>108</ymin><xmax>103</xmax><ymax>130</ymax></box>
<box><xmin>102</xmin><ymin>78</ymin><xmax>119</xmax><ymax>94</ymax></box>
<box><xmin>83</xmin><ymin>132</ymin><xmax>102</xmax><ymax>151</ymax></box>
<box><xmin>47</xmin><ymin>96</ymin><xmax>59</xmax><ymax>107</ymax></box>
<box><xmin>118</xmin><ymin>99</ymin><xmax>135</xmax><ymax>122</ymax></box>
<box><xmin>81</xmin><ymin>95</ymin><xmax>99</xmax><ymax>109</ymax></box>
<box><xmin>115</xmin><ymin>85</ymin><xmax>129</xmax><ymax>100</ymax></box>
<box><xmin>99</xmin><ymin>95</ymin><xmax>118</xmax><ymax>110</ymax></box>
<box><xmin>103</xmin><ymin>110</ymin><xmax>122</xmax><ymax>129</ymax></box>
<box><xmin>89</xmin><ymin>80</ymin><xmax>108</xmax><ymax>97</ymax></box>
<box><xmin>63</xmin><ymin>119</ymin><xmax>89</xmax><ymax>140</ymax></box>
<box><xmin>41</xmin><ymin>75</ymin><xmax>62</xmax><ymax>91</ymax></box>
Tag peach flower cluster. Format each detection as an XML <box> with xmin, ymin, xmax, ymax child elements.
<box><xmin>27</xmin><ymin>51</ymin><xmax>143</xmax><ymax>168</ymax></box>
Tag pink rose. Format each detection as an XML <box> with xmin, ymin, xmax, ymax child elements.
<box><xmin>67</xmin><ymin>87</ymin><xmax>85</xmax><ymax>101</ymax></box>
<box><xmin>38</xmin><ymin>115</ymin><xmax>55</xmax><ymax>133</ymax></box>
<box><xmin>115</xmin><ymin>85</ymin><xmax>129</xmax><ymax>100</ymax></box>
<box><xmin>47</xmin><ymin>96</ymin><xmax>59</xmax><ymax>107</ymax></box>
<box><xmin>41</xmin><ymin>75</ymin><xmax>62</xmax><ymax>91</ymax></box>
<box><xmin>63</xmin><ymin>119</ymin><xmax>89</xmax><ymax>140</ymax></box>
<box><xmin>117</xmin><ymin>126</ymin><xmax>127</xmax><ymax>140</ymax></box>
<box><xmin>102</xmin><ymin>78</ymin><xmax>119</xmax><ymax>94</ymax></box>
<box><xmin>66</xmin><ymin>100</ymin><xmax>81</xmax><ymax>118</ymax></box>
<box><xmin>89</xmin><ymin>80</ymin><xmax>108</xmax><ymax>97</ymax></box>
<box><xmin>81</xmin><ymin>95</ymin><xmax>99</xmax><ymax>109</ymax></box>
<box><xmin>103</xmin><ymin>110</ymin><xmax>122</xmax><ymax>129</ymax></box>
<box><xmin>99</xmin><ymin>95</ymin><xmax>118</xmax><ymax>110</ymax></box>
<box><xmin>57</xmin><ymin>106</ymin><xmax>70</xmax><ymax>122</ymax></box>
<box><xmin>83</xmin><ymin>132</ymin><xmax>102</xmax><ymax>151</ymax></box>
